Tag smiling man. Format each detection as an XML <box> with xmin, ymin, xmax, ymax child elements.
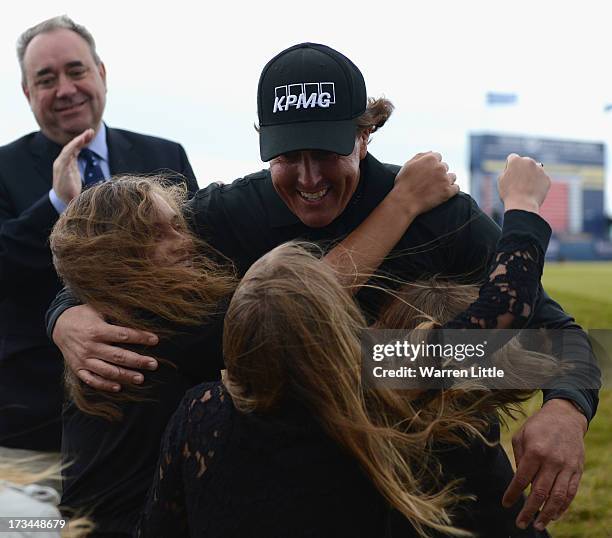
<box><xmin>21</xmin><ymin>24</ymin><xmax>107</xmax><ymax>147</ymax></box>
<box><xmin>0</xmin><ymin>15</ymin><xmax>197</xmax><ymax>469</ymax></box>
<box><xmin>49</xmin><ymin>43</ymin><xmax>599</xmax><ymax>534</ymax></box>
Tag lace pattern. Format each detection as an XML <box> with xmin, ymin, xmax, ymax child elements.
<box><xmin>445</xmin><ymin>235</ymin><xmax>544</xmax><ymax>330</ymax></box>
<box><xmin>138</xmin><ymin>222</ymin><xmax>550</xmax><ymax>537</ymax></box>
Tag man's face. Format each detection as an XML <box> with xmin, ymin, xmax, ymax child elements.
<box><xmin>21</xmin><ymin>28</ymin><xmax>107</xmax><ymax>145</ymax></box>
<box><xmin>269</xmin><ymin>133</ymin><xmax>368</xmax><ymax>228</ymax></box>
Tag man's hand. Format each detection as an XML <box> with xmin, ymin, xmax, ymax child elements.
<box><xmin>52</xmin><ymin>304</ymin><xmax>160</xmax><ymax>392</ymax></box>
<box><xmin>502</xmin><ymin>398</ymin><xmax>587</xmax><ymax>531</ymax></box>
<box><xmin>390</xmin><ymin>151</ymin><xmax>459</xmax><ymax>216</ymax></box>
<box><xmin>52</xmin><ymin>129</ymin><xmax>95</xmax><ymax>205</ymax></box>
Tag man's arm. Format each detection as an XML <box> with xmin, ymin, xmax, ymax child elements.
<box><xmin>176</xmin><ymin>143</ymin><xmax>198</xmax><ymax>195</ymax></box>
<box><xmin>452</xmin><ymin>194</ymin><xmax>600</xmax><ymax>419</ymax></box>
<box><xmin>47</xmin><ymin>292</ymin><xmax>159</xmax><ymax>392</ymax></box>
<box><xmin>449</xmin><ymin>180</ymin><xmax>599</xmax><ymax>531</ymax></box>
<box><xmin>0</xmin><ymin>131</ymin><xmax>102</xmax><ymax>301</ymax></box>
<box><xmin>50</xmin><ymin>151</ymin><xmax>459</xmax><ymax>390</ymax></box>
<box><xmin>324</xmin><ymin>151</ymin><xmax>458</xmax><ymax>290</ymax></box>
<box><xmin>0</xmin><ymin>134</ymin><xmax>86</xmax><ymax>295</ymax></box>
<box><xmin>0</xmin><ymin>187</ymin><xmax>60</xmax><ymax>298</ymax></box>
<box><xmin>502</xmin><ymin>291</ymin><xmax>599</xmax><ymax>531</ymax></box>
<box><xmin>530</xmin><ymin>291</ymin><xmax>600</xmax><ymax>419</ymax></box>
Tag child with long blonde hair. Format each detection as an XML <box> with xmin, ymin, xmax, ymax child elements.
<box><xmin>139</xmin><ymin>186</ymin><xmax>554</xmax><ymax>537</ymax></box>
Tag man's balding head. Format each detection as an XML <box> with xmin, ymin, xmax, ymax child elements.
<box><xmin>18</xmin><ymin>16</ymin><xmax>106</xmax><ymax>145</ymax></box>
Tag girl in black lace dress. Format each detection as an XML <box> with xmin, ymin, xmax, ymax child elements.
<box><xmin>139</xmin><ymin>159</ymin><xmax>555</xmax><ymax>538</ymax></box>
<box><xmin>50</xmin><ymin>165</ymin><xmax>456</xmax><ymax>536</ymax></box>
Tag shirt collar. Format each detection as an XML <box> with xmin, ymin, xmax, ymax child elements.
<box><xmin>87</xmin><ymin>122</ymin><xmax>109</xmax><ymax>162</ymax></box>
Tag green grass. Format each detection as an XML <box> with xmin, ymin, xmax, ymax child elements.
<box><xmin>542</xmin><ymin>262</ymin><xmax>612</xmax><ymax>328</ymax></box>
<box><xmin>501</xmin><ymin>262</ymin><xmax>612</xmax><ymax>537</ymax></box>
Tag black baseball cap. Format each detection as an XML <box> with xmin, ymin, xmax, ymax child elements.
<box><xmin>257</xmin><ymin>43</ymin><xmax>367</xmax><ymax>161</ymax></box>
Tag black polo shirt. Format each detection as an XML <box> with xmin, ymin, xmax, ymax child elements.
<box><xmin>184</xmin><ymin>152</ymin><xmax>599</xmax><ymax>420</ymax></box>
<box><xmin>47</xmin><ymin>153</ymin><xmax>599</xmax><ymax>419</ymax></box>
<box><xmin>188</xmin><ymin>154</ymin><xmax>499</xmax><ymax>276</ymax></box>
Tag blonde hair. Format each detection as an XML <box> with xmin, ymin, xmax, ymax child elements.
<box><xmin>224</xmin><ymin>242</ymin><xmax>471</xmax><ymax>537</ymax></box>
<box><xmin>50</xmin><ymin>176</ymin><xmax>237</xmax><ymax>420</ymax></box>
<box><xmin>223</xmin><ymin>242</ymin><xmax>563</xmax><ymax>537</ymax></box>
<box><xmin>374</xmin><ymin>280</ymin><xmax>562</xmax><ymax>437</ymax></box>
<box><xmin>0</xmin><ymin>458</ymin><xmax>93</xmax><ymax>538</ymax></box>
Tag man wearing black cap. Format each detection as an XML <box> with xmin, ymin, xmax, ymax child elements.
<box><xmin>258</xmin><ymin>43</ymin><xmax>367</xmax><ymax>161</ymax></box>
<box><xmin>50</xmin><ymin>43</ymin><xmax>598</xmax><ymax>534</ymax></box>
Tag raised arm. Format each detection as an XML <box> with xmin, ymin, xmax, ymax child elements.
<box><xmin>47</xmin><ymin>137</ymin><xmax>164</xmax><ymax>392</ymax></box>
<box><xmin>430</xmin><ymin>155</ymin><xmax>592</xmax><ymax>532</ymax></box>
<box><xmin>0</xmin><ymin>131</ymin><xmax>93</xmax><ymax>298</ymax></box>
<box><xmin>51</xmin><ymin>150</ymin><xmax>459</xmax><ymax>392</ymax></box>
<box><xmin>442</xmin><ymin>153</ymin><xmax>551</xmax><ymax>331</ymax></box>
<box><xmin>324</xmin><ymin>151</ymin><xmax>459</xmax><ymax>290</ymax></box>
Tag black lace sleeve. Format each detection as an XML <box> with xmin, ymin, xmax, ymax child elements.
<box><xmin>137</xmin><ymin>382</ymin><xmax>229</xmax><ymax>538</ymax></box>
<box><xmin>443</xmin><ymin>210</ymin><xmax>551</xmax><ymax>330</ymax></box>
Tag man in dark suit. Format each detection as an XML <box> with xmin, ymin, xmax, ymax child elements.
<box><xmin>0</xmin><ymin>15</ymin><xmax>197</xmax><ymax>463</ymax></box>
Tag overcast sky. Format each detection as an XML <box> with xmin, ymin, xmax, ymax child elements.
<box><xmin>2</xmin><ymin>0</ymin><xmax>611</xmax><ymax>212</ymax></box>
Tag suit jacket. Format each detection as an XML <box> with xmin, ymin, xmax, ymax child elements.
<box><xmin>0</xmin><ymin>126</ymin><xmax>197</xmax><ymax>451</ymax></box>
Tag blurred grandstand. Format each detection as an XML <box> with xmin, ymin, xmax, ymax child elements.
<box><xmin>470</xmin><ymin>134</ymin><xmax>612</xmax><ymax>260</ymax></box>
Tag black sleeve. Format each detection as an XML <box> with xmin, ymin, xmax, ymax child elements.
<box><xmin>448</xmin><ymin>195</ymin><xmax>502</xmax><ymax>283</ymax></box>
<box><xmin>182</xmin><ymin>182</ymin><xmax>244</xmax><ymax>266</ymax></box>
<box><xmin>183</xmin><ymin>182</ymin><xmax>222</xmax><ymax>243</ymax></box>
<box><xmin>0</xmin><ymin>185</ymin><xmax>59</xmax><ymax>300</ymax></box>
<box><xmin>45</xmin><ymin>285</ymin><xmax>81</xmax><ymax>339</ymax></box>
<box><xmin>529</xmin><ymin>292</ymin><xmax>601</xmax><ymax>422</ymax></box>
<box><xmin>443</xmin><ymin>209</ymin><xmax>551</xmax><ymax>331</ymax></box>
<box><xmin>453</xmin><ymin>201</ymin><xmax>601</xmax><ymax>422</ymax></box>
<box><xmin>176</xmin><ymin>144</ymin><xmax>199</xmax><ymax>196</ymax></box>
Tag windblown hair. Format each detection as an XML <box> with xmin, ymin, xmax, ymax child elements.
<box><xmin>224</xmin><ymin>242</ymin><xmax>468</xmax><ymax>537</ymax></box>
<box><xmin>356</xmin><ymin>97</ymin><xmax>395</xmax><ymax>139</ymax></box>
<box><xmin>0</xmin><ymin>457</ymin><xmax>62</xmax><ymax>489</ymax></box>
<box><xmin>17</xmin><ymin>15</ymin><xmax>101</xmax><ymax>84</ymax></box>
<box><xmin>374</xmin><ymin>280</ymin><xmax>562</xmax><ymax>438</ymax></box>
<box><xmin>50</xmin><ymin>176</ymin><xmax>237</xmax><ymax>420</ymax></box>
<box><xmin>223</xmin><ymin>242</ymin><xmax>562</xmax><ymax>537</ymax></box>
<box><xmin>0</xmin><ymin>458</ymin><xmax>93</xmax><ymax>538</ymax></box>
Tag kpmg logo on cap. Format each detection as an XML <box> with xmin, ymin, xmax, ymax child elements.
<box><xmin>273</xmin><ymin>82</ymin><xmax>336</xmax><ymax>113</ymax></box>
